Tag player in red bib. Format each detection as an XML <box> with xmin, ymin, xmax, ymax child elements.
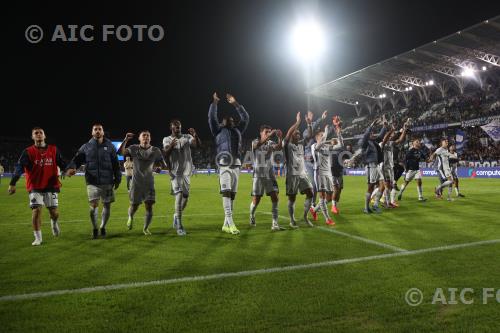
<box><xmin>8</xmin><ymin>127</ymin><xmax>67</xmax><ymax>246</ymax></box>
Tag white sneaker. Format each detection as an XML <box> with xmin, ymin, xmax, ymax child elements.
<box><xmin>32</xmin><ymin>239</ymin><xmax>42</xmax><ymax>246</ymax></box>
<box><xmin>447</xmin><ymin>197</ymin><xmax>454</xmax><ymax>202</ymax></box>
<box><xmin>271</xmin><ymin>223</ymin><xmax>284</xmax><ymax>231</ymax></box>
<box><xmin>289</xmin><ymin>221</ymin><xmax>299</xmax><ymax>229</ymax></box>
<box><xmin>176</xmin><ymin>228</ymin><xmax>187</xmax><ymax>236</ymax></box>
<box><xmin>143</xmin><ymin>228</ymin><xmax>152</xmax><ymax>235</ymax></box>
<box><xmin>51</xmin><ymin>221</ymin><xmax>60</xmax><ymax>236</ymax></box>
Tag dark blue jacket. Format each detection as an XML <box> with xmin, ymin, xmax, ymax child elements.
<box><xmin>358</xmin><ymin>125</ymin><xmax>387</xmax><ymax>165</ymax></box>
<box><xmin>69</xmin><ymin>138</ymin><xmax>122</xmax><ymax>186</ymax></box>
<box><xmin>208</xmin><ymin>103</ymin><xmax>249</xmax><ymax>166</ymax></box>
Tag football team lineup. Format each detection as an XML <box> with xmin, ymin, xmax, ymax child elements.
<box><xmin>7</xmin><ymin>93</ymin><xmax>472</xmax><ymax>247</ymax></box>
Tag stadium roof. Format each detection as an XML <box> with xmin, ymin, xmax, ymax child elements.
<box><xmin>308</xmin><ymin>15</ymin><xmax>500</xmax><ymax>115</ymax></box>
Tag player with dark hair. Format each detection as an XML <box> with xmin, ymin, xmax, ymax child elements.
<box><xmin>124</xmin><ymin>156</ymin><xmax>133</xmax><ymax>192</ymax></box>
<box><xmin>429</xmin><ymin>138</ymin><xmax>454</xmax><ymax>201</ymax></box>
<box><xmin>249</xmin><ymin>124</ymin><xmax>283</xmax><ymax>230</ymax></box>
<box><xmin>328</xmin><ymin>115</ymin><xmax>345</xmax><ymax>214</ymax></box>
<box><xmin>163</xmin><ymin>120</ymin><xmax>201</xmax><ymax>235</ymax></box>
<box><xmin>66</xmin><ymin>124</ymin><xmax>122</xmax><ymax>239</ymax></box>
<box><xmin>397</xmin><ymin>138</ymin><xmax>428</xmax><ymax>202</ymax></box>
<box><xmin>119</xmin><ymin>130</ymin><xmax>167</xmax><ymax>235</ymax></box>
<box><xmin>359</xmin><ymin>116</ymin><xmax>388</xmax><ymax>213</ymax></box>
<box><xmin>303</xmin><ymin>110</ymin><xmax>327</xmax><ymax>221</ymax></box>
<box><xmin>448</xmin><ymin>144</ymin><xmax>464</xmax><ymax>197</ymax></box>
<box><xmin>282</xmin><ymin>112</ymin><xmax>315</xmax><ymax>227</ymax></box>
<box><xmin>8</xmin><ymin>127</ymin><xmax>67</xmax><ymax>246</ymax></box>
<box><xmin>311</xmin><ymin>125</ymin><xmax>335</xmax><ymax>225</ymax></box>
<box><xmin>380</xmin><ymin>120</ymin><xmax>409</xmax><ymax>208</ymax></box>
<box><xmin>208</xmin><ymin>92</ymin><xmax>249</xmax><ymax>235</ymax></box>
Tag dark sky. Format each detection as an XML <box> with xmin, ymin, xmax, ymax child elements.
<box><xmin>5</xmin><ymin>0</ymin><xmax>500</xmax><ymax>150</ymax></box>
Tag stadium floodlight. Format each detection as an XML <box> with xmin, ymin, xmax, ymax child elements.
<box><xmin>355</xmin><ymin>101</ymin><xmax>359</xmax><ymax>105</ymax></box>
<box><xmin>482</xmin><ymin>66</ymin><xmax>487</xmax><ymax>71</ymax></box>
<box><xmin>461</xmin><ymin>67</ymin><xmax>474</xmax><ymax>77</ymax></box>
<box><xmin>290</xmin><ymin>19</ymin><xmax>326</xmax><ymax>62</ymax></box>
<box><xmin>429</xmin><ymin>80</ymin><xmax>434</xmax><ymax>85</ymax></box>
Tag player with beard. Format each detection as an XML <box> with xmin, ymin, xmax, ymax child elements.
<box><xmin>66</xmin><ymin>124</ymin><xmax>122</xmax><ymax>239</ymax></box>
<box><xmin>208</xmin><ymin>92</ymin><xmax>249</xmax><ymax>235</ymax></box>
<box><xmin>282</xmin><ymin>112</ymin><xmax>315</xmax><ymax>227</ymax></box>
<box><xmin>163</xmin><ymin>120</ymin><xmax>201</xmax><ymax>235</ymax></box>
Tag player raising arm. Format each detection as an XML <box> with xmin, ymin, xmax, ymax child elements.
<box><xmin>359</xmin><ymin>116</ymin><xmax>388</xmax><ymax>213</ymax></box>
<box><xmin>329</xmin><ymin>115</ymin><xmax>345</xmax><ymax>214</ymax></box>
<box><xmin>208</xmin><ymin>92</ymin><xmax>249</xmax><ymax>235</ymax></box>
<box><xmin>303</xmin><ymin>110</ymin><xmax>328</xmax><ymax>219</ymax></box>
<box><xmin>380</xmin><ymin>119</ymin><xmax>409</xmax><ymax>208</ymax></box>
<box><xmin>249</xmin><ymin>125</ymin><xmax>283</xmax><ymax>230</ymax></box>
<box><xmin>163</xmin><ymin>120</ymin><xmax>201</xmax><ymax>236</ymax></box>
<box><xmin>8</xmin><ymin>127</ymin><xmax>67</xmax><ymax>246</ymax></box>
<box><xmin>311</xmin><ymin>125</ymin><xmax>335</xmax><ymax>225</ymax></box>
<box><xmin>119</xmin><ymin>131</ymin><xmax>167</xmax><ymax>235</ymax></box>
<box><xmin>283</xmin><ymin>112</ymin><xmax>315</xmax><ymax>227</ymax></box>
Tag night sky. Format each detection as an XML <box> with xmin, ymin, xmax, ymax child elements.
<box><xmin>6</xmin><ymin>0</ymin><xmax>500</xmax><ymax>151</ymax></box>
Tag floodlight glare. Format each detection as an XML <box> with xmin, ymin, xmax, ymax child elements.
<box><xmin>290</xmin><ymin>19</ymin><xmax>326</xmax><ymax>62</ymax></box>
<box><xmin>429</xmin><ymin>80</ymin><xmax>434</xmax><ymax>85</ymax></box>
<box><xmin>482</xmin><ymin>66</ymin><xmax>487</xmax><ymax>71</ymax></box>
<box><xmin>461</xmin><ymin>68</ymin><xmax>474</xmax><ymax>77</ymax></box>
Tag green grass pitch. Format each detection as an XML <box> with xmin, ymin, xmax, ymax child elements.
<box><xmin>0</xmin><ymin>174</ymin><xmax>499</xmax><ymax>332</ymax></box>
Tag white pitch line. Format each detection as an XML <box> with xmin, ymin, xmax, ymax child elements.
<box><xmin>261</xmin><ymin>212</ymin><xmax>407</xmax><ymax>252</ymax></box>
<box><xmin>317</xmin><ymin>226</ymin><xmax>408</xmax><ymax>252</ymax></box>
<box><xmin>0</xmin><ymin>239</ymin><xmax>498</xmax><ymax>302</ymax></box>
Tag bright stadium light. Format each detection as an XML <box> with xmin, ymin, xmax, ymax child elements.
<box><xmin>461</xmin><ymin>67</ymin><xmax>474</xmax><ymax>77</ymax></box>
<box><xmin>482</xmin><ymin>65</ymin><xmax>487</xmax><ymax>71</ymax></box>
<box><xmin>290</xmin><ymin>19</ymin><xmax>326</xmax><ymax>62</ymax></box>
<box><xmin>429</xmin><ymin>80</ymin><xmax>434</xmax><ymax>85</ymax></box>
